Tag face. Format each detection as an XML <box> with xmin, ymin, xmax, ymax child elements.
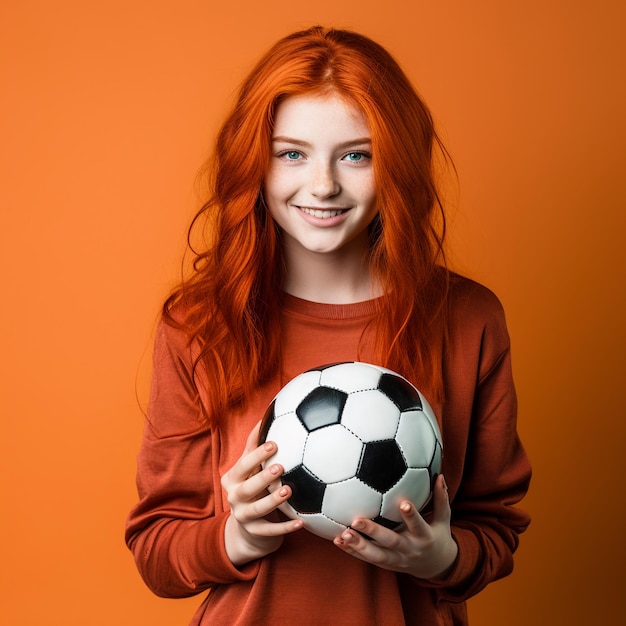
<box><xmin>264</xmin><ymin>94</ymin><xmax>378</xmax><ymax>262</ymax></box>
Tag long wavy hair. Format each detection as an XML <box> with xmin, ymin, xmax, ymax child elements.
<box><xmin>164</xmin><ymin>26</ymin><xmax>451</xmax><ymax>425</ymax></box>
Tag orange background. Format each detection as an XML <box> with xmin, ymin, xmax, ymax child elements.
<box><xmin>1</xmin><ymin>1</ymin><xmax>624</xmax><ymax>624</ymax></box>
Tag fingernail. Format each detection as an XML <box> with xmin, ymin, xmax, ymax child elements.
<box><xmin>352</xmin><ymin>519</ymin><xmax>364</xmax><ymax>530</ymax></box>
<box><xmin>279</xmin><ymin>487</ymin><xmax>288</xmax><ymax>497</ymax></box>
<box><xmin>269</xmin><ymin>464</ymin><xmax>280</xmax><ymax>475</ymax></box>
<box><xmin>264</xmin><ymin>441</ymin><xmax>274</xmax><ymax>452</ymax></box>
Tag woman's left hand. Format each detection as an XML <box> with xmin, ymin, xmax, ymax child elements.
<box><xmin>332</xmin><ymin>474</ymin><xmax>458</xmax><ymax>580</ymax></box>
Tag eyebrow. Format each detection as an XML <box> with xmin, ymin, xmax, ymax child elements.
<box><xmin>271</xmin><ymin>135</ymin><xmax>372</xmax><ymax>149</ymax></box>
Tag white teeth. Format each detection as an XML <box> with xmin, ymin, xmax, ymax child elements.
<box><xmin>300</xmin><ymin>207</ymin><xmax>345</xmax><ymax>218</ymax></box>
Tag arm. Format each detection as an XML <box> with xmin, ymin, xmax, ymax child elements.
<box><xmin>125</xmin><ymin>319</ymin><xmax>301</xmax><ymax>597</ymax></box>
<box><xmin>426</xmin><ymin>284</ymin><xmax>532</xmax><ymax>600</ymax></box>
<box><xmin>334</xmin><ymin>282</ymin><xmax>531</xmax><ymax>600</ymax></box>
<box><xmin>124</xmin><ymin>320</ymin><xmax>253</xmax><ymax>597</ymax></box>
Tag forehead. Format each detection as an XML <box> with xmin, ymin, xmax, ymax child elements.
<box><xmin>272</xmin><ymin>94</ymin><xmax>370</xmax><ymax>139</ymax></box>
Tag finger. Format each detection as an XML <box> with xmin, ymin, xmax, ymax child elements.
<box><xmin>236</xmin><ymin>482</ymin><xmax>293</xmax><ymax>523</ymax></box>
<box><xmin>245</xmin><ymin>515</ymin><xmax>304</xmax><ymax>537</ymax></box>
<box><xmin>243</xmin><ymin>421</ymin><xmax>263</xmax><ymax>454</ymax></box>
<box><xmin>235</xmin><ymin>462</ymin><xmax>284</xmax><ymax>502</ymax></box>
<box><xmin>347</xmin><ymin>517</ymin><xmax>401</xmax><ymax>548</ymax></box>
<box><xmin>430</xmin><ymin>474</ymin><xmax>452</xmax><ymax>525</ymax></box>
<box><xmin>224</xmin><ymin>438</ymin><xmax>278</xmax><ymax>488</ymax></box>
<box><xmin>233</xmin><ymin>441</ymin><xmax>277</xmax><ymax>479</ymax></box>
<box><xmin>398</xmin><ymin>500</ymin><xmax>431</xmax><ymax>537</ymax></box>
<box><xmin>333</xmin><ymin>526</ymin><xmax>386</xmax><ymax>563</ymax></box>
<box><xmin>334</xmin><ymin>515</ymin><xmax>413</xmax><ymax>563</ymax></box>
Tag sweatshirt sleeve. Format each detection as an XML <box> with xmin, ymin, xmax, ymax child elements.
<box><xmin>124</xmin><ymin>320</ymin><xmax>260</xmax><ymax>598</ymax></box>
<box><xmin>421</xmin><ymin>281</ymin><xmax>532</xmax><ymax>602</ymax></box>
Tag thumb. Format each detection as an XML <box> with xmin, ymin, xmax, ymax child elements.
<box><xmin>430</xmin><ymin>474</ymin><xmax>452</xmax><ymax>526</ymax></box>
<box><xmin>246</xmin><ymin>420</ymin><xmax>263</xmax><ymax>453</ymax></box>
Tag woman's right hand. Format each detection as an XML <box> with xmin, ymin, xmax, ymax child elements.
<box><xmin>221</xmin><ymin>421</ymin><xmax>304</xmax><ymax>566</ymax></box>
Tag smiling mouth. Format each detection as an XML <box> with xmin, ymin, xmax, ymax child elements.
<box><xmin>298</xmin><ymin>207</ymin><xmax>348</xmax><ymax>218</ymax></box>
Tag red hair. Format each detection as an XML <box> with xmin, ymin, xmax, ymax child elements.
<box><xmin>165</xmin><ymin>26</ymin><xmax>451</xmax><ymax>424</ymax></box>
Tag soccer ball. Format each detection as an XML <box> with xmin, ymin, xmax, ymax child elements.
<box><xmin>259</xmin><ymin>361</ymin><xmax>442</xmax><ymax>541</ymax></box>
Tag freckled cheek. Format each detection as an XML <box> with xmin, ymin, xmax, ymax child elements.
<box><xmin>264</xmin><ymin>172</ymin><xmax>300</xmax><ymax>206</ymax></box>
<box><xmin>263</xmin><ymin>183</ymin><xmax>297</xmax><ymax>227</ymax></box>
<box><xmin>358</xmin><ymin>180</ymin><xmax>378</xmax><ymax>213</ymax></box>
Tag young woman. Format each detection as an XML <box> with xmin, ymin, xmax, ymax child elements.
<box><xmin>125</xmin><ymin>26</ymin><xmax>531</xmax><ymax>625</ymax></box>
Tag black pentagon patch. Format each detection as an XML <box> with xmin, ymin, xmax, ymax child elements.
<box><xmin>282</xmin><ymin>465</ymin><xmax>326</xmax><ymax>514</ymax></box>
<box><xmin>296</xmin><ymin>386</ymin><xmax>348</xmax><ymax>431</ymax></box>
<box><xmin>358</xmin><ymin>440</ymin><xmax>407</xmax><ymax>492</ymax></box>
<box><xmin>377</xmin><ymin>373</ymin><xmax>422</xmax><ymax>411</ymax></box>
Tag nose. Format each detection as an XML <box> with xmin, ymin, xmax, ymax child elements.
<box><xmin>310</xmin><ymin>162</ymin><xmax>340</xmax><ymax>198</ymax></box>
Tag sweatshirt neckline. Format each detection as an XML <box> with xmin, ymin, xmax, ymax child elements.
<box><xmin>282</xmin><ymin>293</ymin><xmax>380</xmax><ymax>320</ymax></box>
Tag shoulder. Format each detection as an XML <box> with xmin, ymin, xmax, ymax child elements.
<box><xmin>444</xmin><ymin>273</ymin><xmax>512</xmax><ymax>374</ymax></box>
<box><xmin>151</xmin><ymin>303</ymin><xmax>202</xmax><ymax>387</ymax></box>
<box><xmin>446</xmin><ymin>272</ymin><xmax>508</xmax><ymax>332</ymax></box>
<box><xmin>447</xmin><ymin>272</ymin><xmax>504</xmax><ymax>315</ymax></box>
<box><xmin>153</xmin><ymin>299</ymin><xmax>198</xmax><ymax>352</ymax></box>
<box><xmin>153</xmin><ymin>312</ymin><xmax>191</xmax><ymax>358</ymax></box>
<box><xmin>147</xmin><ymin>311</ymin><xmax>208</xmax><ymax>437</ymax></box>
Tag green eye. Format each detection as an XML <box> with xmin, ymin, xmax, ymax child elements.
<box><xmin>345</xmin><ymin>151</ymin><xmax>371</xmax><ymax>163</ymax></box>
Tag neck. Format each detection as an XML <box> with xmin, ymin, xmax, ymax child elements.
<box><xmin>282</xmin><ymin>243</ymin><xmax>382</xmax><ymax>305</ymax></box>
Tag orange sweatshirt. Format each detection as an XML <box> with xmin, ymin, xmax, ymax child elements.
<box><xmin>125</xmin><ymin>275</ymin><xmax>531</xmax><ymax>625</ymax></box>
